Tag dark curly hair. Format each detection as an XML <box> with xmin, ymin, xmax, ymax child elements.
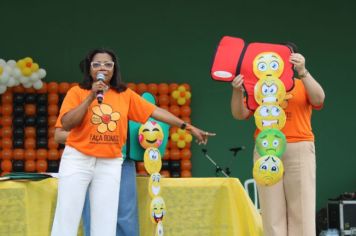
<box><xmin>79</xmin><ymin>48</ymin><xmax>127</xmax><ymax>92</ymax></box>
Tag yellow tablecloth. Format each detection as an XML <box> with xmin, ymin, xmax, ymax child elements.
<box><xmin>0</xmin><ymin>177</ymin><xmax>262</xmax><ymax>236</ymax></box>
<box><xmin>137</xmin><ymin>177</ymin><xmax>263</xmax><ymax>236</ymax></box>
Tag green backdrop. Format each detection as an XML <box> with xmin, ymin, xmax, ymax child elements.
<box><xmin>1</xmin><ymin>0</ymin><xmax>355</xmax><ymax>210</ymax></box>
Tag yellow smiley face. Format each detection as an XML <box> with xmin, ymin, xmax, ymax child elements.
<box><xmin>139</xmin><ymin>120</ymin><xmax>164</xmax><ymax>149</ymax></box>
<box><xmin>253</xmin><ymin>52</ymin><xmax>285</xmax><ymax>79</ymax></box>
<box><xmin>150</xmin><ymin>196</ymin><xmax>166</xmax><ymax>223</ymax></box>
<box><xmin>254</xmin><ymin>104</ymin><xmax>286</xmax><ymax>130</ymax></box>
<box><xmin>254</xmin><ymin>77</ymin><xmax>286</xmax><ymax>105</ymax></box>
<box><xmin>144</xmin><ymin>147</ymin><xmax>162</xmax><ymax>174</ymax></box>
<box><xmin>149</xmin><ymin>172</ymin><xmax>161</xmax><ymax>198</ymax></box>
<box><xmin>253</xmin><ymin>155</ymin><xmax>284</xmax><ymax>186</ymax></box>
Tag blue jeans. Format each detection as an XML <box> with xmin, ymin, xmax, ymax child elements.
<box><xmin>82</xmin><ymin>159</ymin><xmax>139</xmax><ymax>236</ymax></box>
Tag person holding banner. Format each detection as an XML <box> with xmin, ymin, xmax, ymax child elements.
<box><xmin>231</xmin><ymin>43</ymin><xmax>325</xmax><ymax>236</ymax></box>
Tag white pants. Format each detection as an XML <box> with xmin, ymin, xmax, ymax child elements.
<box><xmin>51</xmin><ymin>146</ymin><xmax>123</xmax><ymax>236</ymax></box>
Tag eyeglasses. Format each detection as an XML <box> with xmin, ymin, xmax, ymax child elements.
<box><xmin>91</xmin><ymin>61</ymin><xmax>115</xmax><ymax>70</ymax></box>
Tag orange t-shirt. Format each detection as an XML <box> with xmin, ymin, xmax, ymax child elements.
<box><xmin>253</xmin><ymin>79</ymin><xmax>322</xmax><ymax>142</ymax></box>
<box><xmin>55</xmin><ymin>86</ymin><xmax>156</xmax><ymax>158</ymax></box>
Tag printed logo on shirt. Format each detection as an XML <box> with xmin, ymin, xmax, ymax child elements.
<box><xmin>91</xmin><ymin>103</ymin><xmax>121</xmax><ymax>134</ymax></box>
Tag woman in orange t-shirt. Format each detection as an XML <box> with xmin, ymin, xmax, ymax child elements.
<box><xmin>231</xmin><ymin>43</ymin><xmax>325</xmax><ymax>236</ymax></box>
<box><xmin>51</xmin><ymin>48</ymin><xmax>215</xmax><ymax>236</ymax></box>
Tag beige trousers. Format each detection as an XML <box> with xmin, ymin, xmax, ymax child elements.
<box><xmin>254</xmin><ymin>141</ymin><xmax>316</xmax><ymax>236</ymax></box>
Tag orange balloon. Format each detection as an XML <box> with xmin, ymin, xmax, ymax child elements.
<box><xmin>12</xmin><ymin>85</ymin><xmax>25</xmax><ymax>93</ymax></box>
<box><xmin>70</xmin><ymin>82</ymin><xmax>79</xmax><ymax>88</ymax></box>
<box><xmin>48</xmin><ymin>127</ymin><xmax>56</xmax><ymax>138</ymax></box>
<box><xmin>163</xmin><ymin>148</ymin><xmax>170</xmax><ymax>160</ymax></box>
<box><xmin>170</xmin><ymin>148</ymin><xmax>181</xmax><ymax>160</ymax></box>
<box><xmin>1</xmin><ymin>92</ymin><xmax>13</xmax><ymax>104</ymax></box>
<box><xmin>36</xmin><ymin>149</ymin><xmax>48</xmax><ymax>160</ymax></box>
<box><xmin>160</xmin><ymin>170</ymin><xmax>171</xmax><ymax>178</ymax></box>
<box><xmin>47</xmin><ymin>82</ymin><xmax>58</xmax><ymax>94</ymax></box>
<box><xmin>36</xmin><ymin>159</ymin><xmax>48</xmax><ymax>172</ymax></box>
<box><xmin>25</xmin><ymin>104</ymin><xmax>36</xmax><ymax>116</ymax></box>
<box><xmin>137</xmin><ymin>170</ymin><xmax>148</xmax><ymax>176</ymax></box>
<box><xmin>1</xmin><ymin>127</ymin><xmax>12</xmax><ymax>138</ymax></box>
<box><xmin>2</xmin><ymin>104</ymin><xmax>13</xmax><ymax>116</ymax></box>
<box><xmin>48</xmin><ymin>137</ymin><xmax>59</xmax><ymax>149</ymax></box>
<box><xmin>25</xmin><ymin>127</ymin><xmax>36</xmax><ymax>138</ymax></box>
<box><xmin>2</xmin><ymin>138</ymin><xmax>12</xmax><ymax>149</ymax></box>
<box><xmin>159</xmin><ymin>105</ymin><xmax>169</xmax><ymax>111</ymax></box>
<box><xmin>169</xmin><ymin>96</ymin><xmax>178</xmax><ymax>106</ymax></box>
<box><xmin>136</xmin><ymin>83</ymin><xmax>147</xmax><ymax>95</ymax></box>
<box><xmin>136</xmin><ymin>161</ymin><xmax>145</xmax><ymax>172</ymax></box>
<box><xmin>1</xmin><ymin>149</ymin><xmax>13</xmax><ymax>160</ymax></box>
<box><xmin>180</xmin><ymin>170</ymin><xmax>192</xmax><ymax>178</ymax></box>
<box><xmin>25</xmin><ymin>160</ymin><xmax>36</xmax><ymax>172</ymax></box>
<box><xmin>13</xmin><ymin>149</ymin><xmax>25</xmax><ymax>160</ymax></box>
<box><xmin>1</xmin><ymin>116</ymin><xmax>12</xmax><ymax>127</ymax></box>
<box><xmin>48</xmin><ymin>149</ymin><xmax>59</xmax><ymax>160</ymax></box>
<box><xmin>48</xmin><ymin>105</ymin><xmax>59</xmax><ymax>116</ymax></box>
<box><xmin>158</xmin><ymin>83</ymin><xmax>169</xmax><ymax>95</ymax></box>
<box><xmin>25</xmin><ymin>138</ymin><xmax>36</xmax><ymax>149</ymax></box>
<box><xmin>180</xmin><ymin>83</ymin><xmax>191</xmax><ymax>91</ymax></box>
<box><xmin>180</xmin><ymin>106</ymin><xmax>191</xmax><ymax>117</ymax></box>
<box><xmin>1</xmin><ymin>160</ymin><xmax>12</xmax><ymax>172</ymax></box>
<box><xmin>48</xmin><ymin>93</ymin><xmax>59</xmax><ymax>105</ymax></box>
<box><xmin>169</xmin><ymin>105</ymin><xmax>180</xmax><ymax>117</ymax></box>
<box><xmin>168</xmin><ymin>139</ymin><xmax>177</xmax><ymax>149</ymax></box>
<box><xmin>158</xmin><ymin>94</ymin><xmax>170</xmax><ymax>106</ymax></box>
<box><xmin>181</xmin><ymin>148</ymin><xmax>192</xmax><ymax>160</ymax></box>
<box><xmin>181</xmin><ymin>160</ymin><xmax>192</xmax><ymax>171</ymax></box>
<box><xmin>127</xmin><ymin>83</ymin><xmax>137</xmax><ymax>92</ymax></box>
<box><xmin>36</xmin><ymin>82</ymin><xmax>48</xmax><ymax>93</ymax></box>
<box><xmin>24</xmin><ymin>149</ymin><xmax>36</xmax><ymax>160</ymax></box>
<box><xmin>59</xmin><ymin>82</ymin><xmax>70</xmax><ymax>94</ymax></box>
<box><xmin>48</xmin><ymin>115</ymin><xmax>58</xmax><ymax>127</ymax></box>
<box><xmin>182</xmin><ymin>117</ymin><xmax>191</xmax><ymax>124</ymax></box>
<box><xmin>147</xmin><ymin>83</ymin><xmax>158</xmax><ymax>95</ymax></box>
<box><xmin>25</xmin><ymin>87</ymin><xmax>36</xmax><ymax>93</ymax></box>
<box><xmin>169</xmin><ymin>83</ymin><xmax>178</xmax><ymax>93</ymax></box>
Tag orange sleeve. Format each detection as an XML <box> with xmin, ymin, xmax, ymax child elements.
<box><xmin>127</xmin><ymin>89</ymin><xmax>156</xmax><ymax>123</ymax></box>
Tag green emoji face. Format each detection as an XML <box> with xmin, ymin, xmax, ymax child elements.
<box><xmin>256</xmin><ymin>129</ymin><xmax>286</xmax><ymax>157</ymax></box>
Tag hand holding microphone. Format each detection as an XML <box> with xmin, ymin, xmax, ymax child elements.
<box><xmin>96</xmin><ymin>73</ymin><xmax>105</xmax><ymax>104</ymax></box>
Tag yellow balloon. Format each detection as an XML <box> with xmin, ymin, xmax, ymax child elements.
<box><xmin>178</xmin><ymin>86</ymin><xmax>185</xmax><ymax>92</ymax></box>
<box><xmin>177</xmin><ymin>97</ymin><xmax>186</xmax><ymax>105</ymax></box>
<box><xmin>254</xmin><ymin>77</ymin><xmax>286</xmax><ymax>105</ymax></box>
<box><xmin>185</xmin><ymin>134</ymin><xmax>193</xmax><ymax>143</ymax></box>
<box><xmin>253</xmin><ymin>155</ymin><xmax>284</xmax><ymax>186</ymax></box>
<box><xmin>172</xmin><ymin>90</ymin><xmax>179</xmax><ymax>99</ymax></box>
<box><xmin>253</xmin><ymin>52</ymin><xmax>285</xmax><ymax>79</ymax></box>
<box><xmin>22</xmin><ymin>67</ymin><xmax>32</xmax><ymax>76</ymax></box>
<box><xmin>31</xmin><ymin>63</ymin><xmax>39</xmax><ymax>72</ymax></box>
<box><xmin>171</xmin><ymin>133</ymin><xmax>179</xmax><ymax>142</ymax></box>
<box><xmin>144</xmin><ymin>147</ymin><xmax>162</xmax><ymax>174</ymax></box>
<box><xmin>254</xmin><ymin>104</ymin><xmax>286</xmax><ymax>130</ymax></box>
<box><xmin>177</xmin><ymin>140</ymin><xmax>186</xmax><ymax>148</ymax></box>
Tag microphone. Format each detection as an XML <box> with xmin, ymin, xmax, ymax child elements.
<box><xmin>229</xmin><ymin>146</ymin><xmax>245</xmax><ymax>152</ymax></box>
<box><xmin>96</xmin><ymin>73</ymin><xmax>105</xmax><ymax>104</ymax></box>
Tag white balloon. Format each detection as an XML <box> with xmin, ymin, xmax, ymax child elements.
<box><xmin>13</xmin><ymin>79</ymin><xmax>20</xmax><ymax>86</ymax></box>
<box><xmin>20</xmin><ymin>76</ymin><xmax>28</xmax><ymax>84</ymax></box>
<box><xmin>30</xmin><ymin>72</ymin><xmax>40</xmax><ymax>82</ymax></box>
<box><xmin>7</xmin><ymin>60</ymin><xmax>17</xmax><ymax>68</ymax></box>
<box><xmin>0</xmin><ymin>85</ymin><xmax>7</xmax><ymax>94</ymax></box>
<box><xmin>7</xmin><ymin>77</ymin><xmax>17</xmax><ymax>87</ymax></box>
<box><xmin>38</xmin><ymin>68</ymin><xmax>47</xmax><ymax>78</ymax></box>
<box><xmin>23</xmin><ymin>82</ymin><xmax>33</xmax><ymax>88</ymax></box>
<box><xmin>4</xmin><ymin>65</ymin><xmax>12</xmax><ymax>74</ymax></box>
<box><xmin>0</xmin><ymin>72</ymin><xmax>10</xmax><ymax>85</ymax></box>
<box><xmin>33</xmin><ymin>79</ymin><xmax>43</xmax><ymax>90</ymax></box>
<box><xmin>0</xmin><ymin>59</ymin><xmax>6</xmax><ymax>66</ymax></box>
<box><xmin>12</xmin><ymin>68</ymin><xmax>22</xmax><ymax>78</ymax></box>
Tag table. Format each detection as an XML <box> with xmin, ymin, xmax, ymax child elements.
<box><xmin>0</xmin><ymin>177</ymin><xmax>262</xmax><ymax>236</ymax></box>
